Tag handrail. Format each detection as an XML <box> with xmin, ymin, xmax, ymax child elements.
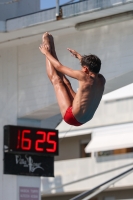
<box><xmin>70</xmin><ymin>166</ymin><xmax>133</xmax><ymax>200</ymax></box>
<box><xmin>42</xmin><ymin>162</ymin><xmax>133</xmax><ymax>194</ymax></box>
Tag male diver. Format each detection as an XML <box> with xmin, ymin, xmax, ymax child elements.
<box><xmin>39</xmin><ymin>32</ymin><xmax>106</xmax><ymax>126</ymax></box>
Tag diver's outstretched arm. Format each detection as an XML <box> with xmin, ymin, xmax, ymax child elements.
<box><xmin>67</xmin><ymin>48</ymin><xmax>82</xmax><ymax>61</ymax></box>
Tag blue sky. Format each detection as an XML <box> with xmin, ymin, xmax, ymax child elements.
<box><xmin>41</xmin><ymin>0</ymin><xmax>79</xmax><ymax>9</ymax></box>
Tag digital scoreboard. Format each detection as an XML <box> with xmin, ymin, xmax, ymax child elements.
<box><xmin>3</xmin><ymin>125</ymin><xmax>59</xmax><ymax>177</ymax></box>
<box><xmin>4</xmin><ymin>125</ymin><xmax>59</xmax><ymax>155</ymax></box>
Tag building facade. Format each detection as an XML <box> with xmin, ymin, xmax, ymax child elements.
<box><xmin>0</xmin><ymin>0</ymin><xmax>40</xmax><ymax>20</ymax></box>
<box><xmin>0</xmin><ymin>0</ymin><xmax>133</xmax><ymax>199</ymax></box>
<box><xmin>41</xmin><ymin>86</ymin><xmax>133</xmax><ymax>200</ymax></box>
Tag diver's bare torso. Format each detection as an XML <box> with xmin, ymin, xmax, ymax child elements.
<box><xmin>72</xmin><ymin>73</ymin><xmax>105</xmax><ymax>124</ymax></box>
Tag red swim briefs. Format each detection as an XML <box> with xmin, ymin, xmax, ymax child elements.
<box><xmin>64</xmin><ymin>107</ymin><xmax>83</xmax><ymax>126</ymax></box>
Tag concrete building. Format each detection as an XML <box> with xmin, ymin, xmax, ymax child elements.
<box><xmin>41</xmin><ymin>84</ymin><xmax>133</xmax><ymax>199</ymax></box>
<box><xmin>0</xmin><ymin>0</ymin><xmax>133</xmax><ymax>199</ymax></box>
<box><xmin>0</xmin><ymin>0</ymin><xmax>40</xmax><ymax>20</ymax></box>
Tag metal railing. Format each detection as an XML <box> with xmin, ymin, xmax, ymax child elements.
<box><xmin>5</xmin><ymin>0</ymin><xmax>133</xmax><ymax>31</ymax></box>
<box><xmin>70</xmin><ymin>165</ymin><xmax>133</xmax><ymax>200</ymax></box>
<box><xmin>61</xmin><ymin>0</ymin><xmax>133</xmax><ymax>18</ymax></box>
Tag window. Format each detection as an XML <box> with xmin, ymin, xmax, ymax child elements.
<box><xmin>104</xmin><ymin>197</ymin><xmax>115</xmax><ymax>200</ymax></box>
<box><xmin>80</xmin><ymin>140</ymin><xmax>91</xmax><ymax>158</ymax></box>
<box><xmin>98</xmin><ymin>147</ymin><xmax>133</xmax><ymax>157</ymax></box>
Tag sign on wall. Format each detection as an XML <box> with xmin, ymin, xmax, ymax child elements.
<box><xmin>4</xmin><ymin>153</ymin><xmax>54</xmax><ymax>177</ymax></box>
<box><xmin>4</xmin><ymin>125</ymin><xmax>59</xmax><ymax>156</ymax></box>
<box><xmin>19</xmin><ymin>187</ymin><xmax>39</xmax><ymax>200</ymax></box>
<box><xmin>3</xmin><ymin>125</ymin><xmax>58</xmax><ymax>177</ymax></box>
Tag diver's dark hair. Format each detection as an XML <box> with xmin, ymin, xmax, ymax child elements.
<box><xmin>81</xmin><ymin>54</ymin><xmax>101</xmax><ymax>73</ymax></box>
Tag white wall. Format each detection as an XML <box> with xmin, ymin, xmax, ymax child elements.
<box><xmin>1</xmin><ymin>12</ymin><xmax>133</xmax><ymax>199</ymax></box>
<box><xmin>41</xmin><ymin>153</ymin><xmax>133</xmax><ymax>195</ymax></box>
<box><xmin>15</xmin><ymin>18</ymin><xmax>133</xmax><ymax>119</ymax></box>
<box><xmin>0</xmin><ymin>46</ymin><xmax>40</xmax><ymax>200</ymax></box>
<box><xmin>1</xmin><ymin>15</ymin><xmax>133</xmax><ymax>120</ymax></box>
<box><xmin>0</xmin><ymin>46</ymin><xmax>18</xmax><ymax>200</ymax></box>
<box><xmin>17</xmin><ymin>41</ymin><xmax>60</xmax><ymax>119</ymax></box>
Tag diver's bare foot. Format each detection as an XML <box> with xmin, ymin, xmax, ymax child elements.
<box><xmin>42</xmin><ymin>32</ymin><xmax>51</xmax><ymax>52</ymax></box>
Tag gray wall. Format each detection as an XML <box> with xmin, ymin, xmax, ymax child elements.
<box><xmin>0</xmin><ymin>0</ymin><xmax>40</xmax><ymax>20</ymax></box>
<box><xmin>42</xmin><ymin>189</ymin><xmax>133</xmax><ymax>200</ymax></box>
<box><xmin>84</xmin><ymin>97</ymin><xmax>133</xmax><ymax>128</ymax></box>
<box><xmin>42</xmin><ymin>193</ymin><xmax>80</xmax><ymax>200</ymax></box>
<box><xmin>98</xmin><ymin>188</ymin><xmax>133</xmax><ymax>200</ymax></box>
<box><xmin>55</xmin><ymin>97</ymin><xmax>133</xmax><ymax>161</ymax></box>
<box><xmin>55</xmin><ymin>134</ymin><xmax>91</xmax><ymax>161</ymax></box>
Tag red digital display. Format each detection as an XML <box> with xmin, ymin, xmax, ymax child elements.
<box><xmin>4</xmin><ymin>125</ymin><xmax>58</xmax><ymax>155</ymax></box>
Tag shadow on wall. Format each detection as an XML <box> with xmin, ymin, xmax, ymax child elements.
<box><xmin>41</xmin><ymin>175</ymin><xmax>64</xmax><ymax>193</ymax></box>
<box><xmin>17</xmin><ymin>113</ymin><xmax>62</xmax><ymax>129</ymax></box>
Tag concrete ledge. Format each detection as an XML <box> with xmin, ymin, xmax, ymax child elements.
<box><xmin>62</xmin><ymin>0</ymin><xmax>133</xmax><ymax>18</ymax></box>
<box><xmin>0</xmin><ymin>21</ymin><xmax>6</xmax><ymax>32</ymax></box>
<box><xmin>76</xmin><ymin>11</ymin><xmax>133</xmax><ymax>30</ymax></box>
<box><xmin>6</xmin><ymin>8</ymin><xmax>56</xmax><ymax>31</ymax></box>
<box><xmin>6</xmin><ymin>0</ymin><xmax>133</xmax><ymax>32</ymax></box>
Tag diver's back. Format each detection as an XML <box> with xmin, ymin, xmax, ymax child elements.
<box><xmin>73</xmin><ymin>73</ymin><xmax>105</xmax><ymax>123</ymax></box>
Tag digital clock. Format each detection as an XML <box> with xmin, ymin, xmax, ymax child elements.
<box><xmin>4</xmin><ymin>125</ymin><xmax>58</xmax><ymax>155</ymax></box>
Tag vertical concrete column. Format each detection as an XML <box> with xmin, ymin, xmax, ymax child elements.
<box><xmin>56</xmin><ymin>0</ymin><xmax>60</xmax><ymax>16</ymax></box>
<box><xmin>0</xmin><ymin>46</ymin><xmax>41</xmax><ymax>200</ymax></box>
<box><xmin>0</xmin><ymin>47</ymin><xmax>18</xmax><ymax>200</ymax></box>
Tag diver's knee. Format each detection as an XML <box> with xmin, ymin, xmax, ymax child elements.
<box><xmin>51</xmin><ymin>75</ymin><xmax>63</xmax><ymax>85</ymax></box>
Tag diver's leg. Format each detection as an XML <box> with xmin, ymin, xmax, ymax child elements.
<box><xmin>43</xmin><ymin>32</ymin><xmax>72</xmax><ymax>117</ymax></box>
<box><xmin>48</xmin><ymin>33</ymin><xmax>76</xmax><ymax>100</ymax></box>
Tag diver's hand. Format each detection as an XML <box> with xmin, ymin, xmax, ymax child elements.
<box><xmin>39</xmin><ymin>44</ymin><xmax>50</xmax><ymax>55</ymax></box>
<box><xmin>67</xmin><ymin>48</ymin><xmax>82</xmax><ymax>60</ymax></box>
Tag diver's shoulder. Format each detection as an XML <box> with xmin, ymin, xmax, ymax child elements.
<box><xmin>98</xmin><ymin>74</ymin><xmax>106</xmax><ymax>84</ymax></box>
